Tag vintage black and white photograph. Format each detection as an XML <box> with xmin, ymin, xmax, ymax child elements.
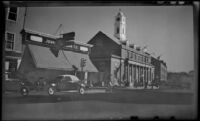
<box><xmin>2</xmin><ymin>1</ymin><xmax>198</xmax><ymax>120</ymax></box>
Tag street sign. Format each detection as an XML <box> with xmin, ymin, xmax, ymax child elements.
<box><xmin>80</xmin><ymin>58</ymin><xmax>86</xmax><ymax>67</ymax></box>
<box><xmin>62</xmin><ymin>32</ymin><xmax>75</xmax><ymax>41</ymax></box>
<box><xmin>49</xmin><ymin>32</ymin><xmax>75</xmax><ymax>57</ymax></box>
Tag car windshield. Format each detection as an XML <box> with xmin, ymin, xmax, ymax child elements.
<box><xmin>69</xmin><ymin>75</ymin><xmax>80</xmax><ymax>82</ymax></box>
<box><xmin>51</xmin><ymin>76</ymin><xmax>63</xmax><ymax>83</ymax></box>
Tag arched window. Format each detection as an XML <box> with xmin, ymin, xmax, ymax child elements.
<box><xmin>116</xmin><ymin>17</ymin><xmax>120</xmax><ymax>21</ymax></box>
<box><xmin>117</xmin><ymin>27</ymin><xmax>119</xmax><ymax>34</ymax></box>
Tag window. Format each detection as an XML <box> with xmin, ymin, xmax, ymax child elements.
<box><xmin>73</xmin><ymin>45</ymin><xmax>79</xmax><ymax>50</ymax></box>
<box><xmin>134</xmin><ymin>53</ymin><xmax>136</xmax><ymax>60</ymax></box>
<box><xmin>7</xmin><ymin>7</ymin><xmax>18</xmax><ymax>21</ymax></box>
<box><xmin>64</xmin><ymin>77</ymin><xmax>72</xmax><ymax>82</ymax></box>
<box><xmin>116</xmin><ymin>17</ymin><xmax>120</xmax><ymax>21</ymax></box>
<box><xmin>8</xmin><ymin>60</ymin><xmax>17</xmax><ymax>72</ymax></box>
<box><xmin>130</xmin><ymin>52</ymin><xmax>133</xmax><ymax>58</ymax></box>
<box><xmin>117</xmin><ymin>27</ymin><xmax>119</xmax><ymax>34</ymax></box>
<box><xmin>5</xmin><ymin>59</ymin><xmax>18</xmax><ymax>79</ymax></box>
<box><xmin>135</xmin><ymin>54</ymin><xmax>137</xmax><ymax>60</ymax></box>
<box><xmin>141</xmin><ymin>56</ymin><xmax>143</xmax><ymax>62</ymax></box>
<box><xmin>138</xmin><ymin>55</ymin><xmax>140</xmax><ymax>62</ymax></box>
<box><xmin>80</xmin><ymin>46</ymin><xmax>88</xmax><ymax>52</ymax></box>
<box><xmin>30</xmin><ymin>35</ymin><xmax>43</xmax><ymax>42</ymax></box>
<box><xmin>5</xmin><ymin>32</ymin><xmax>15</xmax><ymax>50</ymax></box>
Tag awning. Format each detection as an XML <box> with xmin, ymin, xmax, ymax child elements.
<box><xmin>28</xmin><ymin>44</ymin><xmax>98</xmax><ymax>72</ymax></box>
<box><xmin>61</xmin><ymin>50</ymin><xmax>98</xmax><ymax>72</ymax></box>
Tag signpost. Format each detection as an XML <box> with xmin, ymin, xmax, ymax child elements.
<box><xmin>49</xmin><ymin>32</ymin><xmax>75</xmax><ymax>57</ymax></box>
<box><xmin>80</xmin><ymin>58</ymin><xmax>86</xmax><ymax>81</ymax></box>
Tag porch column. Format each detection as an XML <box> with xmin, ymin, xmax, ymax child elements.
<box><xmin>138</xmin><ymin>66</ymin><xmax>140</xmax><ymax>84</ymax></box>
<box><xmin>132</xmin><ymin>65</ymin><xmax>134</xmax><ymax>86</ymax></box>
<box><xmin>136</xmin><ymin>65</ymin><xmax>138</xmax><ymax>83</ymax></box>
<box><xmin>149</xmin><ymin>68</ymin><xmax>152</xmax><ymax>82</ymax></box>
<box><xmin>129</xmin><ymin>64</ymin><xmax>133</xmax><ymax>87</ymax></box>
<box><xmin>127</xmin><ymin>63</ymin><xmax>129</xmax><ymax>84</ymax></box>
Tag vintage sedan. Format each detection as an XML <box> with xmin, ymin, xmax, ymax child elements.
<box><xmin>20</xmin><ymin>80</ymin><xmax>36</xmax><ymax>96</ymax></box>
<box><xmin>4</xmin><ymin>78</ymin><xmax>36</xmax><ymax>96</ymax></box>
<box><xmin>47</xmin><ymin>74</ymin><xmax>86</xmax><ymax>95</ymax></box>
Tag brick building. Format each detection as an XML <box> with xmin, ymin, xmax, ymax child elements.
<box><xmin>151</xmin><ymin>56</ymin><xmax>167</xmax><ymax>82</ymax></box>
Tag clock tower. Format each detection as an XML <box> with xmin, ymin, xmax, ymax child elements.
<box><xmin>114</xmin><ymin>9</ymin><xmax>127</xmax><ymax>45</ymax></box>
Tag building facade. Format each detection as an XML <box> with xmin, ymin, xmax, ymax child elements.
<box><xmin>88</xmin><ymin>10</ymin><xmax>155</xmax><ymax>88</ymax></box>
<box><xmin>4</xmin><ymin>7</ymin><xmax>26</xmax><ymax>79</ymax></box>
<box><xmin>151</xmin><ymin>57</ymin><xmax>167</xmax><ymax>82</ymax></box>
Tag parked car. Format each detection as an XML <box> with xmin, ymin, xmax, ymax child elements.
<box><xmin>4</xmin><ymin>78</ymin><xmax>36</xmax><ymax>96</ymax></box>
<box><xmin>47</xmin><ymin>74</ymin><xmax>86</xmax><ymax>95</ymax></box>
<box><xmin>34</xmin><ymin>77</ymin><xmax>47</xmax><ymax>91</ymax></box>
<box><xmin>4</xmin><ymin>78</ymin><xmax>21</xmax><ymax>92</ymax></box>
<box><xmin>20</xmin><ymin>80</ymin><xmax>36</xmax><ymax>96</ymax></box>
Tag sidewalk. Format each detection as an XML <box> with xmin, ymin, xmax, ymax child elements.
<box><xmin>113</xmin><ymin>85</ymin><xmax>159</xmax><ymax>90</ymax></box>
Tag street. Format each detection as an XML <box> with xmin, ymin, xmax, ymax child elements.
<box><xmin>2</xmin><ymin>89</ymin><xmax>196</xmax><ymax>120</ymax></box>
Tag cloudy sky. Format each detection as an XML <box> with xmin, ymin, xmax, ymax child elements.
<box><xmin>25</xmin><ymin>6</ymin><xmax>194</xmax><ymax>72</ymax></box>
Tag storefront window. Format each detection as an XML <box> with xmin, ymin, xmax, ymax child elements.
<box><xmin>5</xmin><ymin>59</ymin><xmax>18</xmax><ymax>79</ymax></box>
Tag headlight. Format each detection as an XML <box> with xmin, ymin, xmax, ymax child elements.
<box><xmin>51</xmin><ymin>83</ymin><xmax>56</xmax><ymax>86</ymax></box>
<box><xmin>81</xmin><ymin>83</ymin><xmax>85</xmax><ymax>87</ymax></box>
<box><xmin>21</xmin><ymin>82</ymin><xmax>24</xmax><ymax>85</ymax></box>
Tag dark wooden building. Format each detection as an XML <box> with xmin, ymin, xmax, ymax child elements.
<box><xmin>88</xmin><ymin>31</ymin><xmax>155</xmax><ymax>87</ymax></box>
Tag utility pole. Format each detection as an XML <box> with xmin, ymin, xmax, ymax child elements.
<box><xmin>23</xmin><ymin>7</ymin><xmax>27</xmax><ymax>30</ymax></box>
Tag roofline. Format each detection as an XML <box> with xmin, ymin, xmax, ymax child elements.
<box><xmin>69</xmin><ymin>40</ymin><xmax>93</xmax><ymax>47</ymax></box>
<box><xmin>121</xmin><ymin>44</ymin><xmax>151</xmax><ymax>57</ymax></box>
<box><xmin>24</xmin><ymin>28</ymin><xmax>60</xmax><ymax>39</ymax></box>
<box><xmin>24</xmin><ymin>29</ymin><xmax>93</xmax><ymax>47</ymax></box>
<box><xmin>90</xmin><ymin>31</ymin><xmax>121</xmax><ymax>45</ymax></box>
<box><xmin>59</xmin><ymin>74</ymin><xmax>77</xmax><ymax>76</ymax></box>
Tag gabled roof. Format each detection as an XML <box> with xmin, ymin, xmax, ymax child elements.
<box><xmin>87</xmin><ymin>31</ymin><xmax>153</xmax><ymax>57</ymax></box>
<box><xmin>87</xmin><ymin>31</ymin><xmax>121</xmax><ymax>45</ymax></box>
<box><xmin>28</xmin><ymin>44</ymin><xmax>73</xmax><ymax>71</ymax></box>
<box><xmin>24</xmin><ymin>29</ymin><xmax>60</xmax><ymax>39</ymax></box>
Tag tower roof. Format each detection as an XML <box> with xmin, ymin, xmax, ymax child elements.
<box><xmin>117</xmin><ymin>9</ymin><xmax>125</xmax><ymax>17</ymax></box>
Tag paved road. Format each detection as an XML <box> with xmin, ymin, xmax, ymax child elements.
<box><xmin>2</xmin><ymin>89</ymin><xmax>196</xmax><ymax>120</ymax></box>
<box><xmin>3</xmin><ymin>89</ymin><xmax>194</xmax><ymax>105</ymax></box>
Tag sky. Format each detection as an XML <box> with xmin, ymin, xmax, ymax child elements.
<box><xmin>25</xmin><ymin>6</ymin><xmax>194</xmax><ymax>72</ymax></box>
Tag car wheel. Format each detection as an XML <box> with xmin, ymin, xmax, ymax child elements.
<box><xmin>79</xmin><ymin>87</ymin><xmax>85</xmax><ymax>95</ymax></box>
<box><xmin>21</xmin><ymin>87</ymin><xmax>29</xmax><ymax>96</ymax></box>
<box><xmin>48</xmin><ymin>87</ymin><xmax>55</xmax><ymax>95</ymax></box>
